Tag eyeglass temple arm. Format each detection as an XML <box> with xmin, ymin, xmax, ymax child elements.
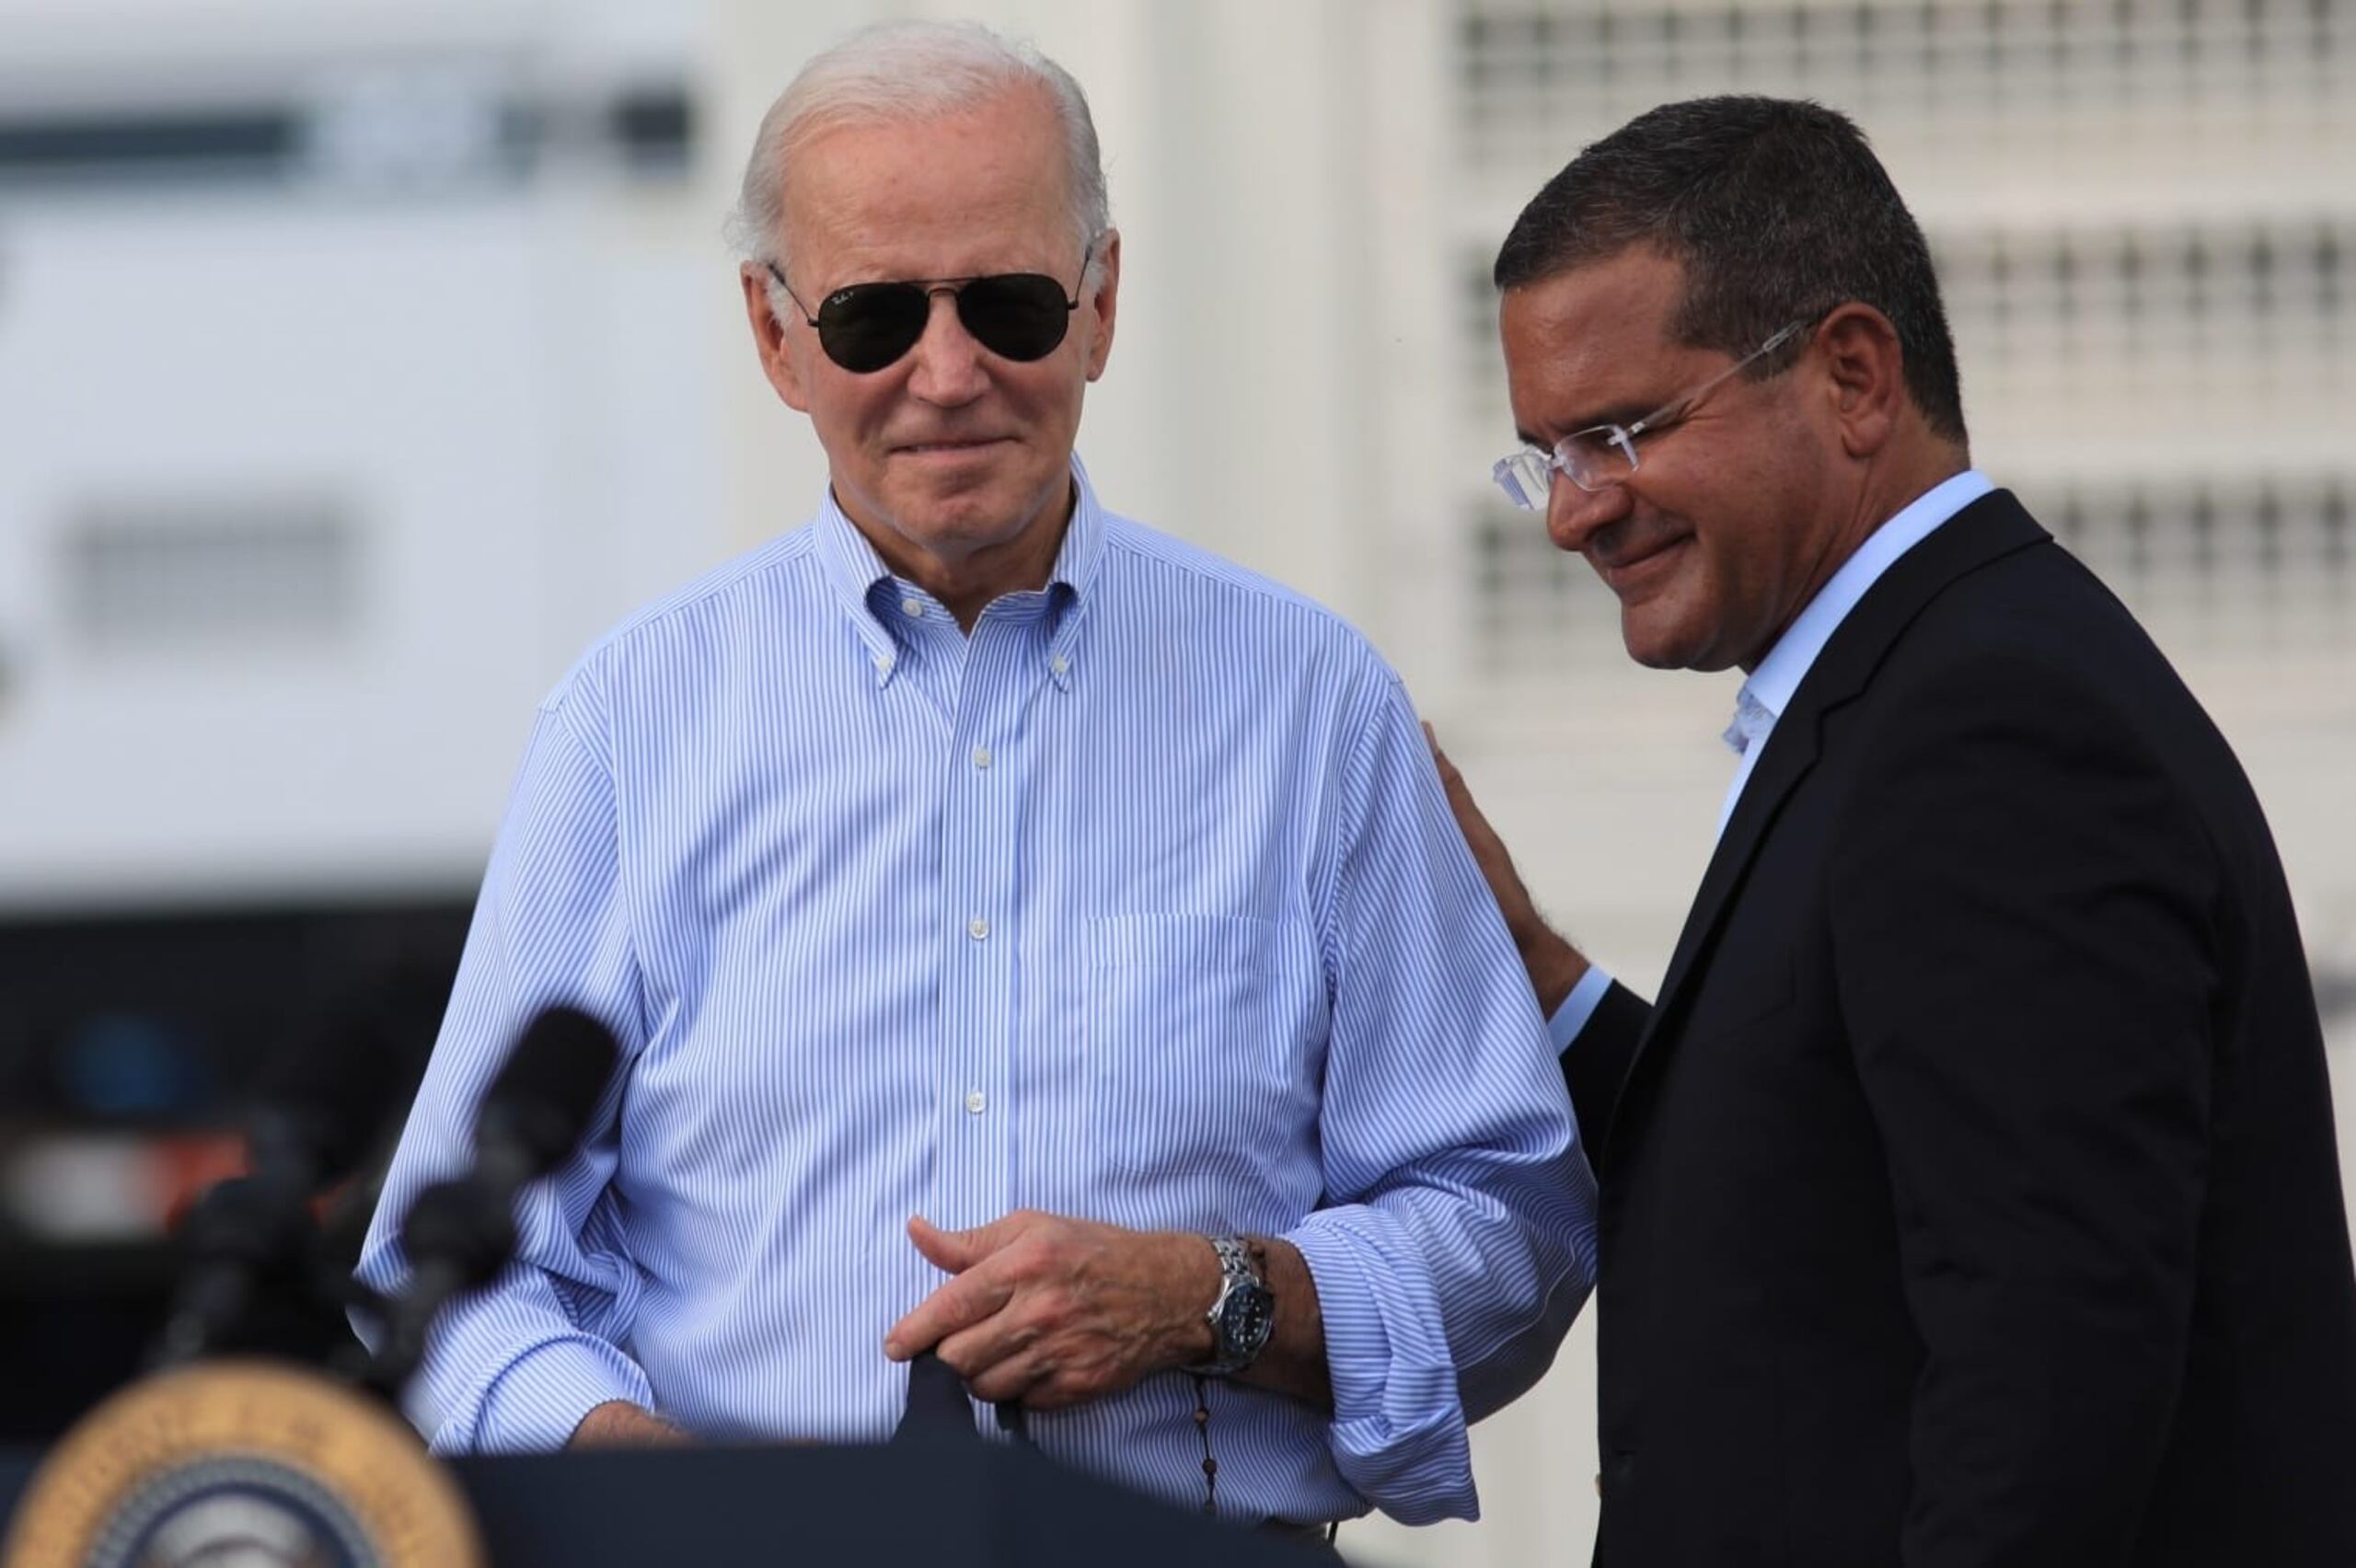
<box><xmin>1625</xmin><ymin>319</ymin><xmax>1810</xmax><ymax>440</ymax></box>
<box><xmin>1061</xmin><ymin>235</ymin><xmax>1104</xmax><ymax>309</ymax></box>
<box><xmin>762</xmin><ymin>261</ymin><xmax>822</xmax><ymax>327</ymax></box>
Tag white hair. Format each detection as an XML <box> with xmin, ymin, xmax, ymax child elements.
<box><xmin>726</xmin><ymin>18</ymin><xmax>1111</xmax><ymax>309</ymax></box>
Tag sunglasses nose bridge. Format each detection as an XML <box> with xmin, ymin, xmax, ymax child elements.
<box><xmin>903</xmin><ymin>284</ymin><xmax>990</xmax><ymax>400</ymax></box>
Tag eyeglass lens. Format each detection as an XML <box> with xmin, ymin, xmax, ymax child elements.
<box><xmin>1497</xmin><ymin>435</ymin><xmax>1621</xmax><ymax>504</ymax></box>
<box><xmin>816</xmin><ymin>274</ymin><xmax>1075</xmax><ymax>373</ymax></box>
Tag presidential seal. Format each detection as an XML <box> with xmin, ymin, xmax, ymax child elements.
<box><xmin>2</xmin><ymin>1359</ymin><xmax>481</xmax><ymax>1567</ymax></box>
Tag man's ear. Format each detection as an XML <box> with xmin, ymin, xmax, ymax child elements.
<box><xmin>1080</xmin><ymin>229</ymin><xmax>1120</xmax><ymax>384</ymax></box>
<box><xmin>1817</xmin><ymin>302</ymin><xmax>1907</xmax><ymax>460</ymax></box>
<box><xmin>743</xmin><ymin>264</ymin><xmax>812</xmax><ymax>413</ymax></box>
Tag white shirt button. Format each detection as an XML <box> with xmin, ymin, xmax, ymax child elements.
<box><xmin>872</xmin><ymin>650</ymin><xmax>894</xmax><ymax>672</ymax></box>
<box><xmin>972</xmin><ymin>745</ymin><xmax>993</xmax><ymax>769</ymax></box>
<box><xmin>1048</xmin><ymin>653</ymin><xmax>1068</xmax><ymax>676</ymax></box>
<box><xmin>967</xmin><ymin>917</ymin><xmax>989</xmax><ymax>941</ymax></box>
<box><xmin>964</xmin><ymin>1090</ymin><xmax>987</xmax><ymax>1115</ymax></box>
<box><xmin>900</xmin><ymin>596</ymin><xmax>924</xmax><ymax>618</ymax></box>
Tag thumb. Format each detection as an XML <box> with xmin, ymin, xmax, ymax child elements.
<box><xmin>907</xmin><ymin>1213</ymin><xmax>1013</xmax><ymax>1274</ymax></box>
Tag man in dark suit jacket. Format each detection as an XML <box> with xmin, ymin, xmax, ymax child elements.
<box><xmin>1438</xmin><ymin>96</ymin><xmax>2356</xmax><ymax>1565</ymax></box>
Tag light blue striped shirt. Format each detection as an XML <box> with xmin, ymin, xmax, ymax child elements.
<box><xmin>358</xmin><ymin>458</ymin><xmax>1597</xmax><ymax>1525</ymax></box>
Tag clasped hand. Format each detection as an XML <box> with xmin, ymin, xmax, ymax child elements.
<box><xmin>883</xmin><ymin>1210</ymin><xmax>1215</xmax><ymax>1409</ymax></box>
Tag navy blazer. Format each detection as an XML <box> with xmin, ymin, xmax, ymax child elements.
<box><xmin>1566</xmin><ymin>491</ymin><xmax>2356</xmax><ymax>1566</ymax></box>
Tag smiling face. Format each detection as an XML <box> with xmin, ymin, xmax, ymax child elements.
<box><xmin>742</xmin><ymin>86</ymin><xmax>1116</xmax><ymax>605</ymax></box>
<box><xmin>1499</xmin><ymin>247</ymin><xmax>1851</xmax><ymax>673</ymax></box>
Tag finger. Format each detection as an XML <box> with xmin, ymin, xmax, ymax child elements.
<box><xmin>906</xmin><ymin>1216</ymin><xmax>975</xmax><ymax>1274</ymax></box>
<box><xmin>884</xmin><ymin>1268</ymin><xmax>1016</xmax><ymax>1361</ymax></box>
<box><xmin>1424</xmin><ymin>731</ymin><xmax>1466</xmax><ymax>791</ymax></box>
<box><xmin>965</xmin><ymin>1344</ymin><xmax>1053</xmax><ymax>1405</ymax></box>
<box><xmin>936</xmin><ymin>1309</ymin><xmax>1044</xmax><ymax>1389</ymax></box>
<box><xmin>907</xmin><ymin>1212</ymin><xmax>1022</xmax><ymax>1274</ymax></box>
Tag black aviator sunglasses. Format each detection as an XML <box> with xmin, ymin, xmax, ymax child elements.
<box><xmin>768</xmin><ymin>237</ymin><xmax>1098</xmax><ymax>374</ymax></box>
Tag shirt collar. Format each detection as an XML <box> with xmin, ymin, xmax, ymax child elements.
<box><xmin>1733</xmin><ymin>468</ymin><xmax>1995</xmax><ymax>738</ymax></box>
<box><xmin>814</xmin><ymin>454</ymin><xmax>1107</xmax><ymax>687</ymax></box>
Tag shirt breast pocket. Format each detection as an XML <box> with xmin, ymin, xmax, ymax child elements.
<box><xmin>1085</xmin><ymin>913</ymin><xmax>1321</xmax><ymax>1187</ymax></box>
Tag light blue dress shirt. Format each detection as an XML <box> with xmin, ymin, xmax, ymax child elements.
<box><xmin>359</xmin><ymin>458</ymin><xmax>1598</xmax><ymax>1526</ymax></box>
<box><xmin>1549</xmin><ymin>468</ymin><xmax>1995</xmax><ymax>1047</ymax></box>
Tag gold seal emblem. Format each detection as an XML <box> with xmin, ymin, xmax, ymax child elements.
<box><xmin>3</xmin><ymin>1359</ymin><xmax>481</xmax><ymax>1568</ymax></box>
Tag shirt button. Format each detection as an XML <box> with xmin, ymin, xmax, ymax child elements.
<box><xmin>964</xmin><ymin>1090</ymin><xmax>987</xmax><ymax>1115</ymax></box>
<box><xmin>967</xmin><ymin>917</ymin><xmax>989</xmax><ymax>941</ymax></box>
<box><xmin>900</xmin><ymin>596</ymin><xmax>923</xmax><ymax>618</ymax></box>
<box><xmin>972</xmin><ymin>745</ymin><xmax>992</xmax><ymax>769</ymax></box>
<box><xmin>1047</xmin><ymin>653</ymin><xmax>1068</xmax><ymax>677</ymax></box>
<box><xmin>872</xmin><ymin>650</ymin><xmax>894</xmax><ymax>672</ymax></box>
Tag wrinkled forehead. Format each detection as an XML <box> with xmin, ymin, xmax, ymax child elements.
<box><xmin>1498</xmin><ymin>248</ymin><xmax>1704</xmax><ymax>436</ymax></box>
<box><xmin>778</xmin><ymin>93</ymin><xmax>1078</xmax><ymax>273</ymax></box>
<box><xmin>1502</xmin><ymin>247</ymin><xmax>1689</xmax><ymax>364</ymax></box>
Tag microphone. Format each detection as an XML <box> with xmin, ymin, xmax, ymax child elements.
<box><xmin>892</xmin><ymin>1350</ymin><xmax>1032</xmax><ymax>1448</ymax></box>
<box><xmin>157</xmin><ymin>1004</ymin><xmax>416</xmax><ymax>1367</ymax></box>
<box><xmin>466</xmin><ymin>1005</ymin><xmax>618</xmax><ymax>1196</ymax></box>
<box><xmin>364</xmin><ymin>1006</ymin><xmax>619</xmax><ymax>1401</ymax></box>
<box><xmin>893</xmin><ymin>1350</ymin><xmax>976</xmax><ymax>1444</ymax></box>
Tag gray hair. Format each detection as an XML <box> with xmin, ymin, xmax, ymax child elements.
<box><xmin>727</xmin><ymin>18</ymin><xmax>1111</xmax><ymax>310</ymax></box>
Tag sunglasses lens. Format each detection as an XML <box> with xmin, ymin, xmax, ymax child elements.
<box><xmin>955</xmin><ymin>274</ymin><xmax>1074</xmax><ymax>362</ymax></box>
<box><xmin>815</xmin><ymin>283</ymin><xmax>930</xmax><ymax>373</ymax></box>
<box><xmin>811</xmin><ymin>273</ymin><xmax>1076</xmax><ymax>371</ymax></box>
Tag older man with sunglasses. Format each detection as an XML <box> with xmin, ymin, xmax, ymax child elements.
<box><xmin>358</xmin><ymin>19</ymin><xmax>1594</xmax><ymax>1537</ymax></box>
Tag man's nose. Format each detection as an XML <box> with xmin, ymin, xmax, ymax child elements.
<box><xmin>1546</xmin><ymin>474</ymin><xmax>1633</xmax><ymax>556</ymax></box>
<box><xmin>906</xmin><ymin>289</ymin><xmax>987</xmax><ymax>405</ymax></box>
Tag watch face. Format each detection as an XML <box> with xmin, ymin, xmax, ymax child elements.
<box><xmin>1223</xmin><ymin>1283</ymin><xmax>1276</xmax><ymax>1355</ymax></box>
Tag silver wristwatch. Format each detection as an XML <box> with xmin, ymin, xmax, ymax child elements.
<box><xmin>1186</xmin><ymin>1234</ymin><xmax>1276</xmax><ymax>1377</ymax></box>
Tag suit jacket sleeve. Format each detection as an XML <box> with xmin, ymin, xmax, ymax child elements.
<box><xmin>1561</xmin><ymin>981</ymin><xmax>1653</xmax><ymax>1170</ymax></box>
<box><xmin>1830</xmin><ymin>656</ymin><xmax>2219</xmax><ymax>1566</ymax></box>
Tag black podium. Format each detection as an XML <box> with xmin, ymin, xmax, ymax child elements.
<box><xmin>0</xmin><ymin>1435</ymin><xmax>1332</xmax><ymax>1565</ymax></box>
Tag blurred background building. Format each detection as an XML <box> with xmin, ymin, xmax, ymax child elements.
<box><xmin>0</xmin><ymin>0</ymin><xmax>2348</xmax><ymax>1561</ymax></box>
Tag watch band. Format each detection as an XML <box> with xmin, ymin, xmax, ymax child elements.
<box><xmin>1186</xmin><ymin>1234</ymin><xmax>1275</xmax><ymax>1378</ymax></box>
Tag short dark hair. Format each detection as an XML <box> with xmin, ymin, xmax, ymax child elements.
<box><xmin>1495</xmin><ymin>96</ymin><xmax>1967</xmax><ymax>444</ymax></box>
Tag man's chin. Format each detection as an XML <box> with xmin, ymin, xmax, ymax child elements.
<box><xmin>1617</xmin><ymin>608</ymin><xmax>1723</xmax><ymax>673</ymax></box>
<box><xmin>884</xmin><ymin>480</ymin><xmax>1012</xmax><ymax>534</ymax></box>
<box><xmin>884</xmin><ymin>493</ymin><xmax>1057</xmax><ymax>557</ymax></box>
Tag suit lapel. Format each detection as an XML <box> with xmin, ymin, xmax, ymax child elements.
<box><xmin>1613</xmin><ymin>492</ymin><xmax>2052</xmax><ymax>1125</ymax></box>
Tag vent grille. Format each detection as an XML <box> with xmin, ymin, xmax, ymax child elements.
<box><xmin>1469</xmin><ymin>508</ymin><xmax>1629</xmax><ymax>677</ymax></box>
<box><xmin>1935</xmin><ymin>222</ymin><xmax>2350</xmax><ymax>406</ymax></box>
<box><xmin>1458</xmin><ymin>0</ymin><xmax>2350</xmax><ymax>167</ymax></box>
<box><xmin>62</xmin><ymin>502</ymin><xmax>359</xmax><ymax>651</ymax></box>
<box><xmin>2038</xmin><ymin>475</ymin><xmax>2353</xmax><ymax>641</ymax></box>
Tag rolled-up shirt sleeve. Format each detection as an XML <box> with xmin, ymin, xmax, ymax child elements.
<box><xmin>1286</xmin><ymin>675</ymin><xmax>1599</xmax><ymax>1523</ymax></box>
<box><xmin>355</xmin><ymin>684</ymin><xmax>654</xmax><ymax>1455</ymax></box>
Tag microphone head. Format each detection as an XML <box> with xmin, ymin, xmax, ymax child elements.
<box><xmin>475</xmin><ymin>1006</ymin><xmax>619</xmax><ymax>1178</ymax></box>
<box><xmin>397</xmin><ymin>1179</ymin><xmax>519</xmax><ymax>1289</ymax></box>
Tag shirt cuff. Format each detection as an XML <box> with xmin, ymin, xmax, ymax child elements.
<box><xmin>1285</xmin><ymin>1209</ymin><xmax>1477</xmax><ymax>1524</ymax></box>
<box><xmin>1547</xmin><ymin>965</ymin><xmax>1615</xmax><ymax>1055</ymax></box>
<box><xmin>456</xmin><ymin>1333</ymin><xmax>657</xmax><ymax>1455</ymax></box>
